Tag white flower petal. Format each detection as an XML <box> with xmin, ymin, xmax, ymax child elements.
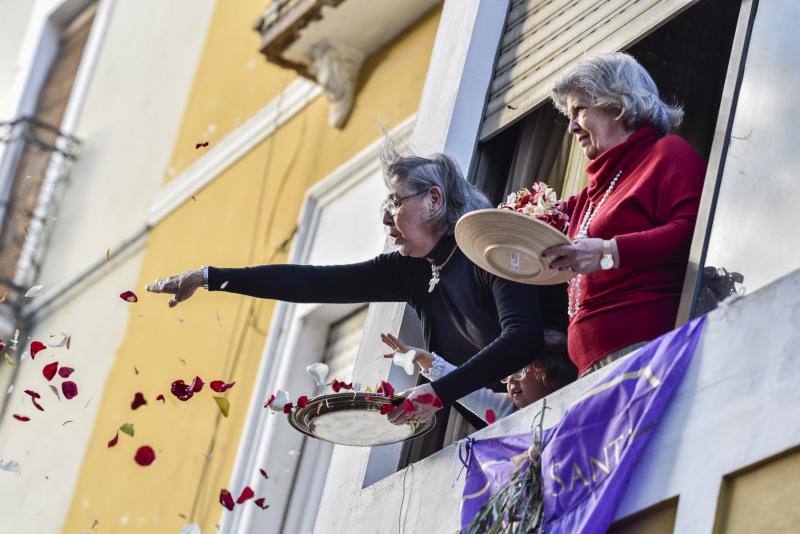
<box><xmin>48</xmin><ymin>331</ymin><xmax>70</xmax><ymax>348</ymax></box>
<box><xmin>392</xmin><ymin>349</ymin><xmax>417</xmax><ymax>375</ymax></box>
<box><xmin>24</xmin><ymin>285</ymin><xmax>44</xmax><ymax>298</ymax></box>
<box><xmin>0</xmin><ymin>459</ymin><xmax>21</xmax><ymax>475</ymax></box>
<box><xmin>268</xmin><ymin>389</ymin><xmax>291</xmax><ymax>413</ymax></box>
<box><xmin>306</xmin><ymin>363</ymin><xmax>329</xmax><ymax>386</ymax></box>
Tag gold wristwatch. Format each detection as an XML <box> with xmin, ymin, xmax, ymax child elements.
<box><xmin>600</xmin><ymin>240</ymin><xmax>614</xmax><ymax>270</ymax></box>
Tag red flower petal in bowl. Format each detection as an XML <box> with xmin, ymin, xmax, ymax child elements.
<box><xmin>30</xmin><ymin>341</ymin><xmax>46</xmax><ymax>359</ymax></box>
<box><xmin>131</xmin><ymin>392</ymin><xmax>147</xmax><ymax>410</ymax></box>
<box><xmin>331</xmin><ymin>379</ymin><xmax>342</xmax><ymax>393</ymax></box>
<box><xmin>210</xmin><ymin>380</ymin><xmax>235</xmax><ymax>393</ymax></box>
<box><xmin>42</xmin><ymin>361</ymin><xmax>58</xmax><ymax>381</ymax></box>
<box><xmin>62</xmin><ymin>381</ymin><xmax>78</xmax><ymax>400</ymax></box>
<box><xmin>377</xmin><ymin>380</ymin><xmax>395</xmax><ymax>398</ymax></box>
<box><xmin>170</xmin><ymin>380</ymin><xmax>194</xmax><ymax>401</ymax></box>
<box><xmin>414</xmin><ymin>393</ymin><xmax>435</xmax><ymax>405</ymax></box>
<box><xmin>236</xmin><ymin>486</ymin><xmax>254</xmax><ymax>504</ymax></box>
<box><xmin>432</xmin><ymin>397</ymin><xmax>444</xmax><ymax>409</ymax></box>
<box><xmin>282</xmin><ymin>403</ymin><xmax>293</xmax><ymax>414</ymax></box>
<box><xmin>58</xmin><ymin>366</ymin><xmax>75</xmax><ymax>378</ymax></box>
<box><xmin>296</xmin><ymin>395</ymin><xmax>309</xmax><ymax>409</ymax></box>
<box><xmin>13</xmin><ymin>414</ymin><xmax>30</xmax><ymax>422</ymax></box>
<box><xmin>401</xmin><ymin>399</ymin><xmax>416</xmax><ymax>414</ymax></box>
<box><xmin>254</xmin><ymin>497</ymin><xmax>269</xmax><ymax>510</ymax></box>
<box><xmin>485</xmin><ymin>409</ymin><xmax>496</xmax><ymax>424</ymax></box>
<box><xmin>107</xmin><ymin>431</ymin><xmax>119</xmax><ymax>448</ymax></box>
<box><xmin>120</xmin><ymin>290</ymin><xmax>138</xmax><ymax>303</ymax></box>
<box><xmin>134</xmin><ymin>445</ymin><xmax>156</xmax><ymax>466</ymax></box>
<box><xmin>379</xmin><ymin>404</ymin><xmax>395</xmax><ymax>415</ymax></box>
<box><xmin>190</xmin><ymin>376</ymin><xmax>204</xmax><ymax>393</ymax></box>
<box><xmin>219</xmin><ymin>489</ymin><xmax>234</xmax><ymax>511</ymax></box>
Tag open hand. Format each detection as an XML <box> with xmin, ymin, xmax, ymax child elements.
<box><xmin>145</xmin><ymin>269</ymin><xmax>203</xmax><ymax>307</ymax></box>
<box><xmin>380</xmin><ymin>332</ymin><xmax>434</xmax><ymax>371</ymax></box>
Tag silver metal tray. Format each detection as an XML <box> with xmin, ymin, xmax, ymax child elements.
<box><xmin>287</xmin><ymin>392</ymin><xmax>436</xmax><ymax>447</ymax></box>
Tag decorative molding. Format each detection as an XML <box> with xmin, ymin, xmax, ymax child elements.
<box><xmin>147</xmin><ymin>77</ymin><xmax>322</xmax><ymax>227</ymax></box>
<box><xmin>308</xmin><ymin>39</ymin><xmax>365</xmax><ymax>128</ymax></box>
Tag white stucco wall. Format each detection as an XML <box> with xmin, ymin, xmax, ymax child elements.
<box><xmin>313</xmin><ymin>267</ymin><xmax>800</xmax><ymax>533</ymax></box>
<box><xmin>0</xmin><ymin>1</ymin><xmax>215</xmax><ymax>532</ymax></box>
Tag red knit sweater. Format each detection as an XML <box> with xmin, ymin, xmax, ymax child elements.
<box><xmin>564</xmin><ymin>126</ymin><xmax>706</xmax><ymax>373</ymax></box>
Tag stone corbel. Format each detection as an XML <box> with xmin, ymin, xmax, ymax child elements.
<box><xmin>307</xmin><ymin>39</ymin><xmax>366</xmax><ymax>128</ymax></box>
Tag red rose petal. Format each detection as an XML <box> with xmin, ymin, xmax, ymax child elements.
<box><xmin>13</xmin><ymin>414</ymin><xmax>30</xmax><ymax>422</ymax></box>
<box><xmin>32</xmin><ymin>397</ymin><xmax>44</xmax><ymax>412</ymax></box>
<box><xmin>282</xmin><ymin>402</ymin><xmax>293</xmax><ymax>414</ymax></box>
<box><xmin>195</xmin><ymin>141</ymin><xmax>210</xmax><ymax>150</ymax></box>
<box><xmin>191</xmin><ymin>376</ymin><xmax>204</xmax><ymax>393</ymax></box>
<box><xmin>219</xmin><ymin>489</ymin><xmax>234</xmax><ymax>511</ymax></box>
<box><xmin>236</xmin><ymin>486</ymin><xmax>254</xmax><ymax>504</ymax></box>
<box><xmin>331</xmin><ymin>379</ymin><xmax>341</xmax><ymax>393</ymax></box>
<box><xmin>254</xmin><ymin>497</ymin><xmax>269</xmax><ymax>510</ymax></box>
<box><xmin>401</xmin><ymin>399</ymin><xmax>416</xmax><ymax>414</ymax></box>
<box><xmin>296</xmin><ymin>395</ymin><xmax>309</xmax><ymax>409</ymax></box>
<box><xmin>414</xmin><ymin>393</ymin><xmax>435</xmax><ymax>405</ymax></box>
<box><xmin>134</xmin><ymin>445</ymin><xmax>156</xmax><ymax>466</ymax></box>
<box><xmin>107</xmin><ymin>431</ymin><xmax>119</xmax><ymax>448</ymax></box>
<box><xmin>170</xmin><ymin>379</ymin><xmax>194</xmax><ymax>401</ymax></box>
<box><xmin>120</xmin><ymin>290</ymin><xmax>138</xmax><ymax>303</ymax></box>
<box><xmin>24</xmin><ymin>389</ymin><xmax>40</xmax><ymax>399</ymax></box>
<box><xmin>485</xmin><ymin>409</ymin><xmax>496</xmax><ymax>424</ymax></box>
<box><xmin>432</xmin><ymin>397</ymin><xmax>443</xmax><ymax>409</ymax></box>
<box><xmin>30</xmin><ymin>341</ymin><xmax>46</xmax><ymax>359</ymax></box>
<box><xmin>341</xmin><ymin>382</ymin><xmax>353</xmax><ymax>390</ymax></box>
<box><xmin>58</xmin><ymin>366</ymin><xmax>75</xmax><ymax>378</ymax></box>
<box><xmin>210</xmin><ymin>380</ymin><xmax>236</xmax><ymax>393</ymax></box>
<box><xmin>0</xmin><ymin>340</ymin><xmax>5</xmax><ymax>352</ymax></box>
<box><xmin>379</xmin><ymin>404</ymin><xmax>395</xmax><ymax>415</ymax></box>
<box><xmin>377</xmin><ymin>380</ymin><xmax>395</xmax><ymax>398</ymax></box>
<box><xmin>131</xmin><ymin>392</ymin><xmax>147</xmax><ymax>410</ymax></box>
<box><xmin>259</xmin><ymin>468</ymin><xmax>269</xmax><ymax>479</ymax></box>
<box><xmin>263</xmin><ymin>394</ymin><xmax>275</xmax><ymax>408</ymax></box>
<box><xmin>62</xmin><ymin>381</ymin><xmax>78</xmax><ymax>400</ymax></box>
<box><xmin>43</xmin><ymin>361</ymin><xmax>58</xmax><ymax>381</ymax></box>
<box><xmin>156</xmin><ymin>394</ymin><xmax>165</xmax><ymax>403</ymax></box>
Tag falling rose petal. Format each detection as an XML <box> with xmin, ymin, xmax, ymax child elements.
<box><xmin>236</xmin><ymin>486</ymin><xmax>254</xmax><ymax>504</ymax></box>
<box><xmin>134</xmin><ymin>445</ymin><xmax>156</xmax><ymax>466</ymax></box>
<box><xmin>485</xmin><ymin>409</ymin><xmax>496</xmax><ymax>424</ymax></box>
<box><xmin>48</xmin><ymin>332</ymin><xmax>69</xmax><ymax>348</ymax></box>
<box><xmin>379</xmin><ymin>404</ymin><xmax>395</xmax><ymax>415</ymax></box>
<box><xmin>191</xmin><ymin>376</ymin><xmax>204</xmax><ymax>393</ymax></box>
<box><xmin>254</xmin><ymin>497</ymin><xmax>269</xmax><ymax>510</ymax></box>
<box><xmin>24</xmin><ymin>285</ymin><xmax>44</xmax><ymax>298</ymax></box>
<box><xmin>31</xmin><ymin>397</ymin><xmax>44</xmax><ymax>412</ymax></box>
<box><xmin>263</xmin><ymin>394</ymin><xmax>275</xmax><ymax>408</ymax></box>
<box><xmin>218</xmin><ymin>489</ymin><xmax>234</xmax><ymax>511</ymax></box>
<box><xmin>282</xmin><ymin>402</ymin><xmax>293</xmax><ymax>414</ymax></box>
<box><xmin>432</xmin><ymin>397</ymin><xmax>443</xmax><ymax>409</ymax></box>
<box><xmin>49</xmin><ymin>385</ymin><xmax>60</xmax><ymax>401</ymax></box>
<box><xmin>195</xmin><ymin>141</ymin><xmax>210</xmax><ymax>150</ymax></box>
<box><xmin>392</xmin><ymin>349</ymin><xmax>417</xmax><ymax>375</ymax></box>
<box><xmin>62</xmin><ymin>381</ymin><xmax>78</xmax><ymax>400</ymax></box>
<box><xmin>170</xmin><ymin>380</ymin><xmax>194</xmax><ymax>401</ymax></box>
<box><xmin>119</xmin><ymin>423</ymin><xmax>134</xmax><ymax>437</ymax></box>
<box><xmin>43</xmin><ymin>361</ymin><xmax>58</xmax><ymax>381</ymax></box>
<box><xmin>30</xmin><ymin>341</ymin><xmax>46</xmax><ymax>359</ymax></box>
<box><xmin>377</xmin><ymin>380</ymin><xmax>395</xmax><ymax>398</ymax></box>
<box><xmin>119</xmin><ymin>290</ymin><xmax>138</xmax><ymax>303</ymax></box>
<box><xmin>0</xmin><ymin>459</ymin><xmax>21</xmax><ymax>475</ymax></box>
<box><xmin>107</xmin><ymin>431</ymin><xmax>119</xmax><ymax>448</ymax></box>
<box><xmin>305</xmin><ymin>363</ymin><xmax>329</xmax><ymax>386</ymax></box>
<box><xmin>13</xmin><ymin>414</ymin><xmax>30</xmax><ymax>422</ymax></box>
<box><xmin>130</xmin><ymin>392</ymin><xmax>147</xmax><ymax>409</ymax></box>
<box><xmin>156</xmin><ymin>394</ymin><xmax>165</xmax><ymax>403</ymax></box>
<box><xmin>296</xmin><ymin>395</ymin><xmax>309</xmax><ymax>409</ymax></box>
<box><xmin>266</xmin><ymin>390</ymin><xmax>289</xmax><ymax>413</ymax></box>
<box><xmin>401</xmin><ymin>399</ymin><xmax>416</xmax><ymax>414</ymax></box>
<box><xmin>213</xmin><ymin>396</ymin><xmax>230</xmax><ymax>417</ymax></box>
<box><xmin>210</xmin><ymin>380</ymin><xmax>235</xmax><ymax>393</ymax></box>
<box><xmin>414</xmin><ymin>393</ymin><xmax>435</xmax><ymax>405</ymax></box>
<box><xmin>58</xmin><ymin>366</ymin><xmax>75</xmax><ymax>378</ymax></box>
<box><xmin>0</xmin><ymin>340</ymin><xmax>5</xmax><ymax>352</ymax></box>
<box><xmin>24</xmin><ymin>389</ymin><xmax>41</xmax><ymax>399</ymax></box>
<box><xmin>259</xmin><ymin>468</ymin><xmax>269</xmax><ymax>479</ymax></box>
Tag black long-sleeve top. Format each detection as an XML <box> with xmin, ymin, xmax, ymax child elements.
<box><xmin>208</xmin><ymin>233</ymin><xmax>567</xmax><ymax>405</ymax></box>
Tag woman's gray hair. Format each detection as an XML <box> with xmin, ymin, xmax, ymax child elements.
<box><xmin>550</xmin><ymin>52</ymin><xmax>683</xmax><ymax>135</ymax></box>
<box><xmin>381</xmin><ymin>139</ymin><xmax>490</xmax><ymax>234</ymax></box>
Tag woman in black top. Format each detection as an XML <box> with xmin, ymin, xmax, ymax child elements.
<box><xmin>147</xmin><ymin>146</ymin><xmax>568</xmax><ymax>424</ymax></box>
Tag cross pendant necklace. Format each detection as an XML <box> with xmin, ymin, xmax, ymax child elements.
<box><xmin>428</xmin><ymin>244</ymin><xmax>459</xmax><ymax>293</ymax></box>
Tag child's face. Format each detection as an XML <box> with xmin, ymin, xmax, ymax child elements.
<box><xmin>506</xmin><ymin>365</ymin><xmax>553</xmax><ymax>409</ymax></box>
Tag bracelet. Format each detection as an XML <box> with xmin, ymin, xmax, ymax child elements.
<box><xmin>201</xmin><ymin>265</ymin><xmax>209</xmax><ymax>290</ymax></box>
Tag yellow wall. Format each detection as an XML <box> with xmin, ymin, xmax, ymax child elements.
<box><xmin>64</xmin><ymin>4</ymin><xmax>441</xmax><ymax>533</ymax></box>
<box><xmin>609</xmin><ymin>498</ymin><xmax>678</xmax><ymax>534</ymax></box>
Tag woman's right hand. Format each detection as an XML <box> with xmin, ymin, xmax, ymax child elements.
<box><xmin>380</xmin><ymin>333</ymin><xmax>434</xmax><ymax>371</ymax></box>
<box><xmin>145</xmin><ymin>269</ymin><xmax>204</xmax><ymax>308</ymax></box>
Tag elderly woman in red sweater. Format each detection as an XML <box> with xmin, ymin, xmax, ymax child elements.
<box><xmin>542</xmin><ymin>52</ymin><xmax>705</xmax><ymax>377</ymax></box>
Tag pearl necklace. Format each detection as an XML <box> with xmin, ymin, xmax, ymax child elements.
<box><xmin>567</xmin><ymin>169</ymin><xmax>622</xmax><ymax>318</ymax></box>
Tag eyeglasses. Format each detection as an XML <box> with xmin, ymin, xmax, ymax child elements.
<box><xmin>380</xmin><ymin>189</ymin><xmax>429</xmax><ymax>217</ymax></box>
<box><xmin>501</xmin><ymin>364</ymin><xmax>541</xmax><ymax>384</ymax></box>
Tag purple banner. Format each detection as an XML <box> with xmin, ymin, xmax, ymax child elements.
<box><xmin>540</xmin><ymin>316</ymin><xmax>705</xmax><ymax>533</ymax></box>
<box><xmin>459</xmin><ymin>316</ymin><xmax>705</xmax><ymax>533</ymax></box>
